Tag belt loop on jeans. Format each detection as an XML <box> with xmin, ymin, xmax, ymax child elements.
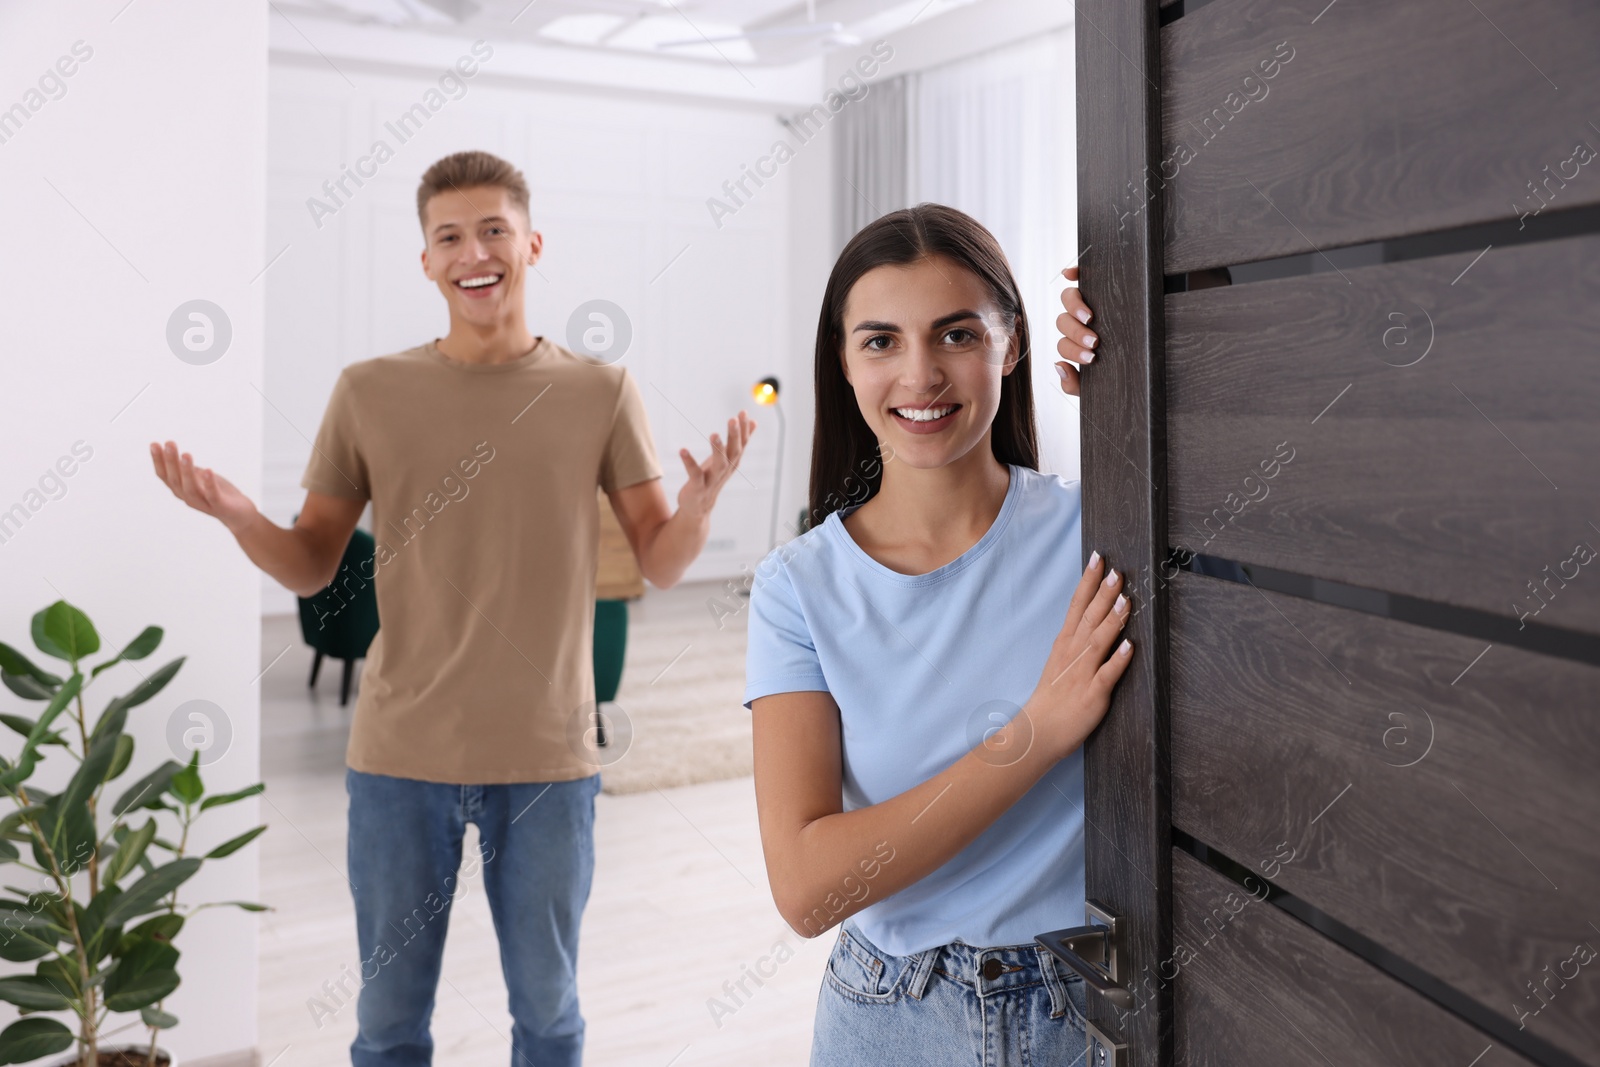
<box><xmin>905</xmin><ymin>943</ymin><xmax>941</xmax><ymax>1000</ymax></box>
<box><xmin>1035</xmin><ymin>944</ymin><xmax>1069</xmax><ymax>1017</ymax></box>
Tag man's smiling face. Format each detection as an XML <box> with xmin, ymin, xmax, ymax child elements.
<box><xmin>419</xmin><ymin>185</ymin><xmax>542</xmax><ymax>326</ymax></box>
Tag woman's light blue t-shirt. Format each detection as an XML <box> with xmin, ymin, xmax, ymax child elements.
<box><xmin>743</xmin><ymin>464</ymin><xmax>1086</xmax><ymax>957</ymax></box>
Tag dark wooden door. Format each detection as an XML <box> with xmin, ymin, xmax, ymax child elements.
<box><xmin>1067</xmin><ymin>1</ymin><xmax>1600</xmax><ymax>1065</ymax></box>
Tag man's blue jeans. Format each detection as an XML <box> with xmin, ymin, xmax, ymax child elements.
<box><xmin>345</xmin><ymin>768</ymin><xmax>601</xmax><ymax>1067</ymax></box>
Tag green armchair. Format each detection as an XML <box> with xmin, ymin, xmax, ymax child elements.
<box><xmin>296</xmin><ymin>525</ymin><xmax>380</xmax><ymax>706</ymax></box>
<box><xmin>592</xmin><ymin>599</ymin><xmax>628</xmax><ymax>746</ymax></box>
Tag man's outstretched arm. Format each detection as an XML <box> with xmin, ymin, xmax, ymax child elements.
<box><xmin>150</xmin><ymin>441</ymin><xmax>365</xmax><ymax>598</ymax></box>
<box><xmin>606</xmin><ymin>411</ymin><xmax>754</xmax><ymax>590</ymax></box>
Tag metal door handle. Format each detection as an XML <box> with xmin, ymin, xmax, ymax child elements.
<box><xmin>1035</xmin><ymin>900</ymin><xmax>1134</xmax><ymax>1009</ymax></box>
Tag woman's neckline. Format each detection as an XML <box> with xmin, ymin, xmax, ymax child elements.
<box><xmin>828</xmin><ymin>464</ymin><xmax>1022</xmax><ymax>585</ymax></box>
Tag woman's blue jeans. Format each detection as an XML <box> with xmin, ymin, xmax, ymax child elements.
<box><xmin>344</xmin><ymin>768</ymin><xmax>601</xmax><ymax>1067</ymax></box>
<box><xmin>811</xmin><ymin>919</ymin><xmax>1090</xmax><ymax>1066</ymax></box>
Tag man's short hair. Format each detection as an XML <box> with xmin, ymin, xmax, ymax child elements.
<box><xmin>416</xmin><ymin>150</ymin><xmax>531</xmax><ymax>232</ymax></box>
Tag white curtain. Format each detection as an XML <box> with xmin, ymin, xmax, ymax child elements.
<box><xmin>833</xmin><ymin>74</ymin><xmax>912</xmax><ymax>253</ymax></box>
<box><xmin>909</xmin><ymin>31</ymin><xmax>1079</xmax><ymax>481</ymax></box>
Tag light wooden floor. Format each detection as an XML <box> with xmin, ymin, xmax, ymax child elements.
<box><xmin>257</xmin><ymin>584</ymin><xmax>830</xmax><ymax>1067</ymax></box>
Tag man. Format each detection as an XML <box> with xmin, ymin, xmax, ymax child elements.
<box><xmin>150</xmin><ymin>149</ymin><xmax>754</xmax><ymax>1066</ymax></box>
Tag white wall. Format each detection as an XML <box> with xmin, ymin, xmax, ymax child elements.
<box><xmin>0</xmin><ymin>1</ymin><xmax>265</xmax><ymax>1062</ymax></box>
<box><xmin>263</xmin><ymin>27</ymin><xmax>838</xmax><ymax>613</ymax></box>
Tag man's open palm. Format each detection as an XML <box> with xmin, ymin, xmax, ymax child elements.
<box><xmin>150</xmin><ymin>441</ymin><xmax>258</xmax><ymax>532</ymax></box>
<box><xmin>676</xmin><ymin>412</ymin><xmax>755</xmax><ymax>518</ymax></box>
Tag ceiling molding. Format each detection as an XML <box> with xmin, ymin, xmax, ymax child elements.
<box><xmin>267</xmin><ymin>9</ymin><xmax>826</xmax><ymax>106</ymax></box>
<box><xmin>825</xmin><ymin>0</ymin><xmax>1071</xmax><ymax>81</ymax></box>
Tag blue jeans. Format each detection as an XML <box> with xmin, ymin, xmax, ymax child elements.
<box><xmin>811</xmin><ymin>920</ymin><xmax>1089</xmax><ymax>1067</ymax></box>
<box><xmin>345</xmin><ymin>769</ymin><xmax>602</xmax><ymax>1067</ymax></box>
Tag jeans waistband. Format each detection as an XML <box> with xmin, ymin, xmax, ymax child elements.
<box><xmin>844</xmin><ymin>922</ymin><xmax>1076</xmax><ymax>1009</ymax></box>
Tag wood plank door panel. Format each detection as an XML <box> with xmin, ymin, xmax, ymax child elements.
<box><xmin>1160</xmin><ymin>0</ymin><xmax>1600</xmax><ymax>272</ymax></box>
<box><xmin>1172</xmin><ymin>848</ymin><xmax>1542</xmax><ymax>1067</ymax></box>
<box><xmin>1170</xmin><ymin>572</ymin><xmax>1600</xmax><ymax>1063</ymax></box>
<box><xmin>1073</xmin><ymin>1</ymin><xmax>1597</xmax><ymax>1065</ymax></box>
<box><xmin>1166</xmin><ymin>234</ymin><xmax>1600</xmax><ymax>633</ymax></box>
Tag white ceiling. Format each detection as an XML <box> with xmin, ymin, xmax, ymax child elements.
<box><xmin>273</xmin><ymin>0</ymin><xmax>982</xmax><ymax>66</ymax></box>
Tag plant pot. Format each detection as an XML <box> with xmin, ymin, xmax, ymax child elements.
<box><xmin>42</xmin><ymin>1044</ymin><xmax>178</xmax><ymax>1067</ymax></box>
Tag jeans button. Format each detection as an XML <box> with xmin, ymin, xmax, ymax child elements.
<box><xmin>981</xmin><ymin>957</ymin><xmax>1004</xmax><ymax>981</ymax></box>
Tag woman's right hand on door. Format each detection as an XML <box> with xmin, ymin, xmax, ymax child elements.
<box><xmin>1025</xmin><ymin>551</ymin><xmax>1134</xmax><ymax>762</ymax></box>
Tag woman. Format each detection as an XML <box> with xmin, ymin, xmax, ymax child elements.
<box><xmin>743</xmin><ymin>203</ymin><xmax>1132</xmax><ymax>1065</ymax></box>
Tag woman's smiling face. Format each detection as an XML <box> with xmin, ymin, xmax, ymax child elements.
<box><xmin>840</xmin><ymin>254</ymin><xmax>1018</xmax><ymax>471</ymax></box>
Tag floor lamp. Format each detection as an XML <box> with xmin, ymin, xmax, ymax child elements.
<box><xmin>752</xmin><ymin>376</ymin><xmax>784</xmax><ymax>549</ymax></box>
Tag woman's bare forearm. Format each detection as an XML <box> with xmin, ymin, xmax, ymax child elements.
<box><xmin>772</xmin><ymin>711</ymin><xmax>1077</xmax><ymax>938</ymax></box>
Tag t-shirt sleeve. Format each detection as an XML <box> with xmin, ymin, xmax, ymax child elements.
<box><xmin>300</xmin><ymin>368</ymin><xmax>371</xmax><ymax>501</ymax></box>
<box><xmin>599</xmin><ymin>369</ymin><xmax>663</xmax><ymax>493</ymax></box>
<box><xmin>743</xmin><ymin>557</ymin><xmax>830</xmax><ymax>709</ymax></box>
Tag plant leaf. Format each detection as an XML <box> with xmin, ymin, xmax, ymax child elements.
<box><xmin>141</xmin><ymin>1005</ymin><xmax>178</xmax><ymax>1029</ymax></box>
<box><xmin>0</xmin><ymin>841</ymin><xmax>17</xmax><ymax>865</ymax></box>
<box><xmin>104</xmin><ymin>933</ymin><xmax>180</xmax><ymax>1011</ymax></box>
<box><xmin>90</xmin><ymin>626</ymin><xmax>163</xmax><ymax>679</ymax></box>
<box><xmin>0</xmin><ymin>673</ymin><xmax>52</xmax><ymax>702</ymax></box>
<box><xmin>113</xmin><ymin>760</ymin><xmax>184</xmax><ymax>817</ymax></box>
<box><xmin>30</xmin><ymin>800</ymin><xmax>96</xmax><ymax>881</ymax></box>
<box><xmin>105</xmin><ymin>734</ymin><xmax>136</xmax><ymax>782</ymax></box>
<box><xmin>0</xmin><ymin>716</ymin><xmax>66</xmax><ymax>746</ymax></box>
<box><xmin>21</xmin><ymin>892</ymin><xmax>71</xmax><ymax>931</ymax></box>
<box><xmin>0</xmin><ymin>932</ymin><xmax>55</xmax><ymax>964</ymax></box>
<box><xmin>104</xmin><ymin>934</ymin><xmax>180</xmax><ymax>1011</ymax></box>
<box><xmin>105</xmin><ymin>819</ymin><xmax>158</xmax><ymax>886</ymax></box>
<box><xmin>36</xmin><ymin>602</ymin><xmax>99</xmax><ymax>661</ymax></box>
<box><xmin>0</xmin><ymin>901</ymin><xmax>64</xmax><ymax>963</ymax></box>
<box><xmin>193</xmin><ymin>900</ymin><xmax>270</xmax><ymax>914</ymax></box>
<box><xmin>0</xmin><ymin>975</ymin><xmax>71</xmax><ymax>1011</ymax></box>
<box><xmin>102</xmin><ymin>858</ymin><xmax>202</xmax><ymax>928</ymax></box>
<box><xmin>199</xmin><ymin>783</ymin><xmax>265</xmax><ymax>812</ymax></box>
<box><xmin>0</xmin><ymin>1016</ymin><xmax>73</xmax><ymax>1063</ymax></box>
<box><xmin>119</xmin><ymin>626</ymin><xmax>163</xmax><ymax>660</ymax></box>
<box><xmin>57</xmin><ymin>722</ymin><xmax>123</xmax><ymax>820</ymax></box>
<box><xmin>111</xmin><ymin>935</ymin><xmax>178</xmax><ymax>974</ymax></box>
<box><xmin>79</xmin><ymin>884</ymin><xmax>124</xmax><ymax>959</ymax></box>
<box><xmin>205</xmin><ymin>825</ymin><xmax>267</xmax><ymax>860</ymax></box>
<box><xmin>169</xmin><ymin>752</ymin><xmax>203</xmax><ymax>806</ymax></box>
<box><xmin>0</xmin><ymin>673</ymin><xmax>82</xmax><ymax>790</ymax></box>
<box><xmin>29</xmin><ymin>609</ymin><xmax>70</xmax><ymax>661</ymax></box>
<box><xmin>0</xmin><ymin>901</ymin><xmax>64</xmax><ymax>935</ymax></box>
<box><xmin>33</xmin><ymin>956</ymin><xmax>81</xmax><ymax>998</ymax></box>
<box><xmin>123</xmin><ymin>912</ymin><xmax>184</xmax><ymax>948</ymax></box>
<box><xmin>104</xmin><ymin>967</ymin><xmax>179</xmax><ymax>1012</ymax></box>
<box><xmin>0</xmin><ymin>643</ymin><xmax>63</xmax><ymax>687</ymax></box>
<box><xmin>1</xmin><ymin>808</ymin><xmax>47</xmax><ymax>843</ymax></box>
<box><xmin>94</xmin><ymin>657</ymin><xmax>185</xmax><ymax>737</ymax></box>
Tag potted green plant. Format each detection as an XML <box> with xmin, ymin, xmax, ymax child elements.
<box><xmin>0</xmin><ymin>601</ymin><xmax>267</xmax><ymax>1067</ymax></box>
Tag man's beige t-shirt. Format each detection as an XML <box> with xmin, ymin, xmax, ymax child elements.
<box><xmin>300</xmin><ymin>337</ymin><xmax>661</xmax><ymax>784</ymax></box>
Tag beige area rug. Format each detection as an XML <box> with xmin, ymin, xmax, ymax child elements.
<box><xmin>597</xmin><ymin>579</ymin><xmax>753</xmax><ymax>795</ymax></box>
